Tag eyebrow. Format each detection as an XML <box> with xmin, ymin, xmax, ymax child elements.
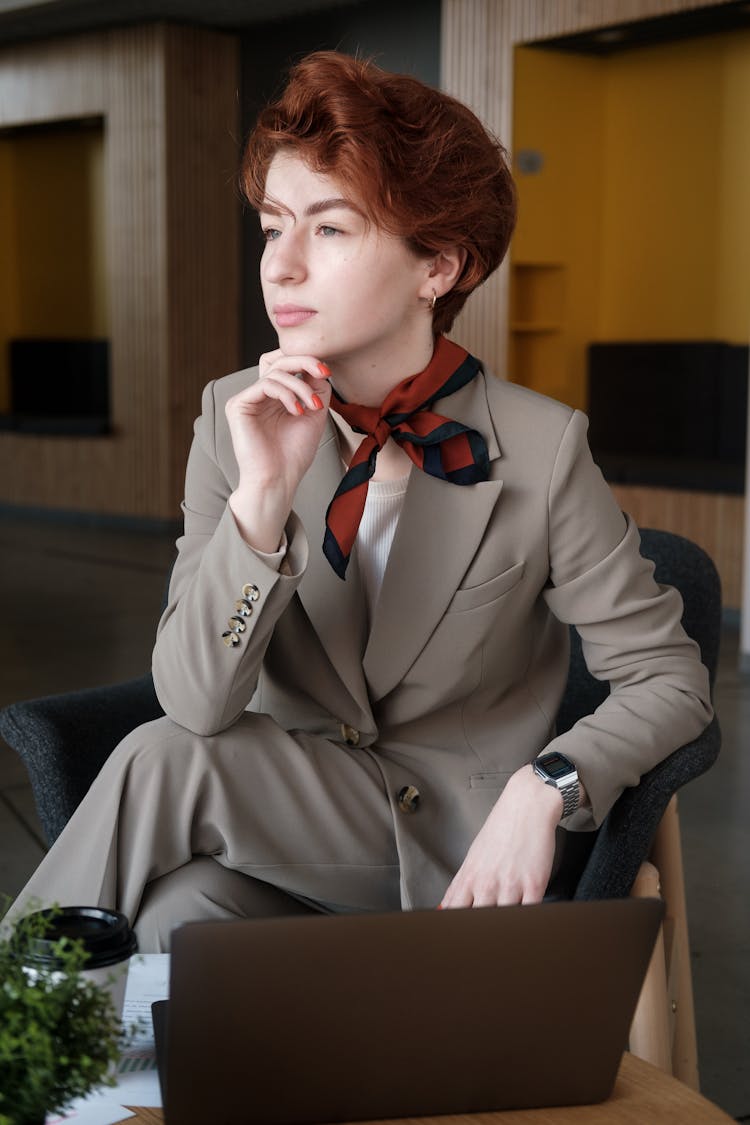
<box><xmin>305</xmin><ymin>198</ymin><xmax>361</xmax><ymax>217</ymax></box>
<box><xmin>259</xmin><ymin>197</ymin><xmax>363</xmax><ymax>218</ymax></box>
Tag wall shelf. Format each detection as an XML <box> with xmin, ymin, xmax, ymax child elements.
<box><xmin>509</xmin><ymin>262</ymin><xmax>567</xmax><ymax>395</ymax></box>
<box><xmin>510</xmin><ymin>262</ymin><xmax>566</xmax><ymax>325</ymax></box>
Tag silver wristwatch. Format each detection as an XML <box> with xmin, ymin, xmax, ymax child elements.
<box><xmin>532</xmin><ymin>751</ymin><xmax>580</xmax><ymax>819</ymax></box>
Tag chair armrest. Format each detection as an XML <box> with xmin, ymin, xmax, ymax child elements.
<box><xmin>574</xmin><ymin>713</ymin><xmax>721</xmax><ymax>900</ymax></box>
<box><xmin>0</xmin><ymin>675</ymin><xmax>164</xmax><ymax>845</ymax></box>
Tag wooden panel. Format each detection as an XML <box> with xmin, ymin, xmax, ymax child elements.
<box><xmin>441</xmin><ymin>0</ymin><xmax>736</xmax><ymax>378</ymax></box>
<box><xmin>106</xmin><ymin>26</ymin><xmax>169</xmax><ymax>518</ymax></box>
<box><xmin>610</xmin><ymin>484</ymin><xmax>744</xmax><ymax>609</ymax></box>
<box><xmin>0</xmin><ymin>24</ymin><xmax>240</xmax><ymax>519</ymax></box>
<box><xmin>164</xmin><ymin>25</ymin><xmax>241</xmax><ymax>518</ymax></box>
<box><xmin>0</xmin><ymin>32</ymin><xmax>123</xmax><ymax>514</ymax></box>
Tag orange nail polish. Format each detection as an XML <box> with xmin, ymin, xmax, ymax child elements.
<box><xmin>311</xmin><ymin>394</ymin><xmax>323</xmax><ymax>410</ymax></box>
<box><xmin>317</xmin><ymin>362</ymin><xmax>331</xmax><ymax>377</ymax></box>
<box><xmin>295</xmin><ymin>401</ymin><xmax>304</xmax><ymax>415</ymax></box>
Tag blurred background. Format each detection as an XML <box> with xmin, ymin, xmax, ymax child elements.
<box><xmin>0</xmin><ymin>0</ymin><xmax>748</xmax><ymax>1117</ymax></box>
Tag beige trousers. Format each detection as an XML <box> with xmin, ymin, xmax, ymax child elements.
<box><xmin>13</xmin><ymin>713</ymin><xmax>402</xmax><ymax>950</ymax></box>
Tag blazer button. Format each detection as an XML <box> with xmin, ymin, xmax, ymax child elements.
<box><xmin>397</xmin><ymin>785</ymin><xmax>420</xmax><ymax>814</ymax></box>
<box><xmin>242</xmin><ymin>583</ymin><xmax>260</xmax><ymax>602</ymax></box>
<box><xmin>340</xmin><ymin>723</ymin><xmax>360</xmax><ymax>747</ymax></box>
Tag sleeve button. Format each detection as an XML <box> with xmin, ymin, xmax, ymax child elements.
<box><xmin>235</xmin><ymin>599</ymin><xmax>254</xmax><ymax>617</ymax></box>
<box><xmin>340</xmin><ymin>723</ymin><xmax>360</xmax><ymax>747</ymax></box>
<box><xmin>397</xmin><ymin>785</ymin><xmax>420</xmax><ymax>814</ymax></box>
<box><xmin>221</xmin><ymin>631</ymin><xmax>241</xmax><ymax>647</ymax></box>
<box><xmin>242</xmin><ymin>583</ymin><xmax>260</xmax><ymax>602</ymax></box>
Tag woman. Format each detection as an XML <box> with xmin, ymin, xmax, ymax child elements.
<box><xmin>12</xmin><ymin>52</ymin><xmax>711</xmax><ymax>948</ymax></box>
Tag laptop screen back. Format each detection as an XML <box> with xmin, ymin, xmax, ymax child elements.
<box><xmin>164</xmin><ymin>897</ymin><xmax>663</xmax><ymax>1124</ymax></box>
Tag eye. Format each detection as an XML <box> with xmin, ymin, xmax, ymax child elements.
<box><xmin>261</xmin><ymin>227</ymin><xmax>281</xmax><ymax>242</ymax></box>
<box><xmin>318</xmin><ymin>224</ymin><xmax>341</xmax><ymax>237</ymax></box>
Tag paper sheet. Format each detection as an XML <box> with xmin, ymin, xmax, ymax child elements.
<box><xmin>114</xmin><ymin>953</ymin><xmax>170</xmax><ymax>1106</ymax></box>
<box><xmin>45</xmin><ymin>953</ymin><xmax>170</xmax><ymax>1123</ymax></box>
<box><xmin>46</xmin><ymin>1100</ymin><xmax>135</xmax><ymax>1125</ymax></box>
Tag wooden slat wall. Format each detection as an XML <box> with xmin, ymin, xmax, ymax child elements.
<box><xmin>611</xmin><ymin>485</ymin><xmax>744</xmax><ymax>609</ymax></box>
<box><xmin>0</xmin><ymin>24</ymin><xmax>240</xmax><ymax>520</ymax></box>
<box><xmin>108</xmin><ymin>27</ymin><xmax>169</xmax><ymax>518</ymax></box>
<box><xmin>442</xmin><ymin>0</ymin><xmax>743</xmax><ymax>607</ymax></box>
<box><xmin>164</xmin><ymin>26</ymin><xmax>241</xmax><ymax>518</ymax></box>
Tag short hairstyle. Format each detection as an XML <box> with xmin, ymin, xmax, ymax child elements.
<box><xmin>241</xmin><ymin>51</ymin><xmax>517</xmax><ymax>335</ymax></box>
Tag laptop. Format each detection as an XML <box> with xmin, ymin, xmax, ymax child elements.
<box><xmin>153</xmin><ymin>897</ymin><xmax>663</xmax><ymax>1124</ymax></box>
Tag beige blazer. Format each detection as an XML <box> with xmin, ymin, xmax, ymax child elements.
<box><xmin>152</xmin><ymin>362</ymin><xmax>712</xmax><ymax>909</ymax></box>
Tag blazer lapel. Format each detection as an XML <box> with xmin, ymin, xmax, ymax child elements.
<box><xmin>293</xmin><ymin>423</ymin><xmax>372</xmax><ymax>716</ymax></box>
<box><xmin>363</xmin><ymin>370</ymin><xmax>504</xmax><ymax>702</ymax></box>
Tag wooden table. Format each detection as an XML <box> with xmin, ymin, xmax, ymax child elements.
<box><xmin>124</xmin><ymin>1051</ymin><xmax>734</xmax><ymax>1124</ymax></box>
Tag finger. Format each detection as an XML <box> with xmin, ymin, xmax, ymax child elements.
<box><xmin>496</xmin><ymin>878</ymin><xmax>525</xmax><ymax>907</ymax></box>
<box><xmin>271</xmin><ymin>370</ymin><xmax>332</xmax><ymax>412</ymax></box>
<box><xmin>440</xmin><ymin>881</ymin><xmax>473</xmax><ymax>910</ymax></box>
<box><xmin>520</xmin><ymin>881</ymin><xmax>547</xmax><ymax>906</ymax></box>
<box><xmin>471</xmin><ymin>885</ymin><xmax>500</xmax><ymax>908</ymax></box>
<box><xmin>232</xmin><ymin>373</ymin><xmax>327</xmax><ymax>416</ymax></box>
<box><xmin>229</xmin><ymin>377</ymin><xmax>310</xmax><ymax>418</ymax></box>
<box><xmin>260</xmin><ymin>355</ymin><xmax>332</xmax><ymax>386</ymax></box>
<box><xmin>258</xmin><ymin>347</ymin><xmax>284</xmax><ymax>376</ymax></box>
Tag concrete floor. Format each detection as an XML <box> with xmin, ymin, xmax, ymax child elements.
<box><xmin>0</xmin><ymin>512</ymin><xmax>747</xmax><ymax>1119</ymax></box>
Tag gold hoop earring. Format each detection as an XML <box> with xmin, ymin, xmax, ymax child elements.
<box><xmin>429</xmin><ymin>289</ymin><xmax>437</xmax><ymax>312</ymax></box>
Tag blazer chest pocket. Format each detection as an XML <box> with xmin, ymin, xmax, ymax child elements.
<box><xmin>448</xmin><ymin>561</ymin><xmax>525</xmax><ymax>614</ymax></box>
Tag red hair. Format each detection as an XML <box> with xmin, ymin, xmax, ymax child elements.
<box><xmin>241</xmin><ymin>51</ymin><xmax>517</xmax><ymax>334</ymax></box>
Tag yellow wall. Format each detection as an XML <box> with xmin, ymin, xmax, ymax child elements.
<box><xmin>599</xmin><ymin>35</ymin><xmax>724</xmax><ymax>340</ymax></box>
<box><xmin>511</xmin><ymin>47</ymin><xmax>606</xmax><ymax>408</ymax></box>
<box><xmin>715</xmin><ymin>31</ymin><xmax>750</xmax><ymax>342</ymax></box>
<box><xmin>511</xmin><ymin>29</ymin><xmax>750</xmax><ymax>408</ymax></box>
<box><xmin>0</xmin><ymin>123</ymin><xmax>108</xmax><ymax>411</ymax></box>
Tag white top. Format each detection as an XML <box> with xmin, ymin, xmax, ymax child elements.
<box><xmin>357</xmin><ymin>474</ymin><xmax>410</xmax><ymax>619</ymax></box>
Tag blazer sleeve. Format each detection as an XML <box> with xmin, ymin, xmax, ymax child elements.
<box><xmin>540</xmin><ymin>410</ymin><xmax>713</xmax><ymax>829</ymax></box>
<box><xmin>151</xmin><ymin>379</ymin><xmax>309</xmax><ymax>735</ymax></box>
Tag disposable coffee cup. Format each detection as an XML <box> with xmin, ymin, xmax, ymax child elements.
<box><xmin>20</xmin><ymin>906</ymin><xmax>137</xmax><ymax>1025</ymax></box>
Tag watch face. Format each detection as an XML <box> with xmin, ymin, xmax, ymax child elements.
<box><xmin>537</xmin><ymin>752</ymin><xmax>575</xmax><ymax>780</ymax></box>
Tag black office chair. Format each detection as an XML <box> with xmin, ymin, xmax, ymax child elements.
<box><xmin>0</xmin><ymin>527</ymin><xmax>721</xmax><ymax>881</ymax></box>
<box><xmin>0</xmin><ymin>527</ymin><xmax>720</xmax><ymax>1086</ymax></box>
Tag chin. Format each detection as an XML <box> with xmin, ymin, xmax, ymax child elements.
<box><xmin>276</xmin><ymin>327</ymin><xmax>327</xmax><ymax>356</ymax></box>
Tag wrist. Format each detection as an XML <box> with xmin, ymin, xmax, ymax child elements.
<box><xmin>504</xmin><ymin>764</ymin><xmax>564</xmax><ymax>824</ymax></box>
<box><xmin>531</xmin><ymin>752</ymin><xmax>580</xmax><ymax>820</ymax></box>
<box><xmin>530</xmin><ymin>765</ymin><xmax>565</xmax><ymax>821</ymax></box>
<box><xmin>229</xmin><ymin>486</ymin><xmax>291</xmax><ymax>554</ymax></box>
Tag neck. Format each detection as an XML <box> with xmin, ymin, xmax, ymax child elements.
<box><xmin>328</xmin><ymin>329</ymin><xmax>437</xmax><ymax>407</ymax></box>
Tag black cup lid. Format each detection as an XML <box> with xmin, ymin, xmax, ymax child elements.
<box><xmin>20</xmin><ymin>906</ymin><xmax>138</xmax><ymax>969</ymax></box>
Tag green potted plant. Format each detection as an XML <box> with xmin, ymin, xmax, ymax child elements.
<box><xmin>0</xmin><ymin>903</ymin><xmax>127</xmax><ymax>1125</ymax></box>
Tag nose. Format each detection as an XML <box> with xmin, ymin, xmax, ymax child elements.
<box><xmin>261</xmin><ymin>229</ymin><xmax>307</xmax><ymax>285</ymax></box>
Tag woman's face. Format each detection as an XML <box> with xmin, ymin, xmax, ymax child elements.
<box><xmin>259</xmin><ymin>151</ymin><xmax>434</xmax><ymax>382</ymax></box>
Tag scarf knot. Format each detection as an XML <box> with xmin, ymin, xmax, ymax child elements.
<box><xmin>323</xmin><ymin>336</ymin><xmax>490</xmax><ymax>579</ymax></box>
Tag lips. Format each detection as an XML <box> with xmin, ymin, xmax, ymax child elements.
<box><xmin>274</xmin><ymin>304</ymin><xmax>317</xmax><ymax>328</ymax></box>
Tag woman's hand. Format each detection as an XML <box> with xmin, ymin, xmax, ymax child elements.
<box><xmin>226</xmin><ymin>350</ymin><xmax>332</xmax><ymax>552</ymax></box>
<box><xmin>440</xmin><ymin>764</ymin><xmax>562</xmax><ymax>908</ymax></box>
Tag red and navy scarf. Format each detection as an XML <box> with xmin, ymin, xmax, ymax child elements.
<box><xmin>323</xmin><ymin>335</ymin><xmax>489</xmax><ymax>578</ymax></box>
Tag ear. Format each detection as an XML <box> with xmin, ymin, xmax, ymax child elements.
<box><xmin>419</xmin><ymin>247</ymin><xmax>467</xmax><ymax>301</ymax></box>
